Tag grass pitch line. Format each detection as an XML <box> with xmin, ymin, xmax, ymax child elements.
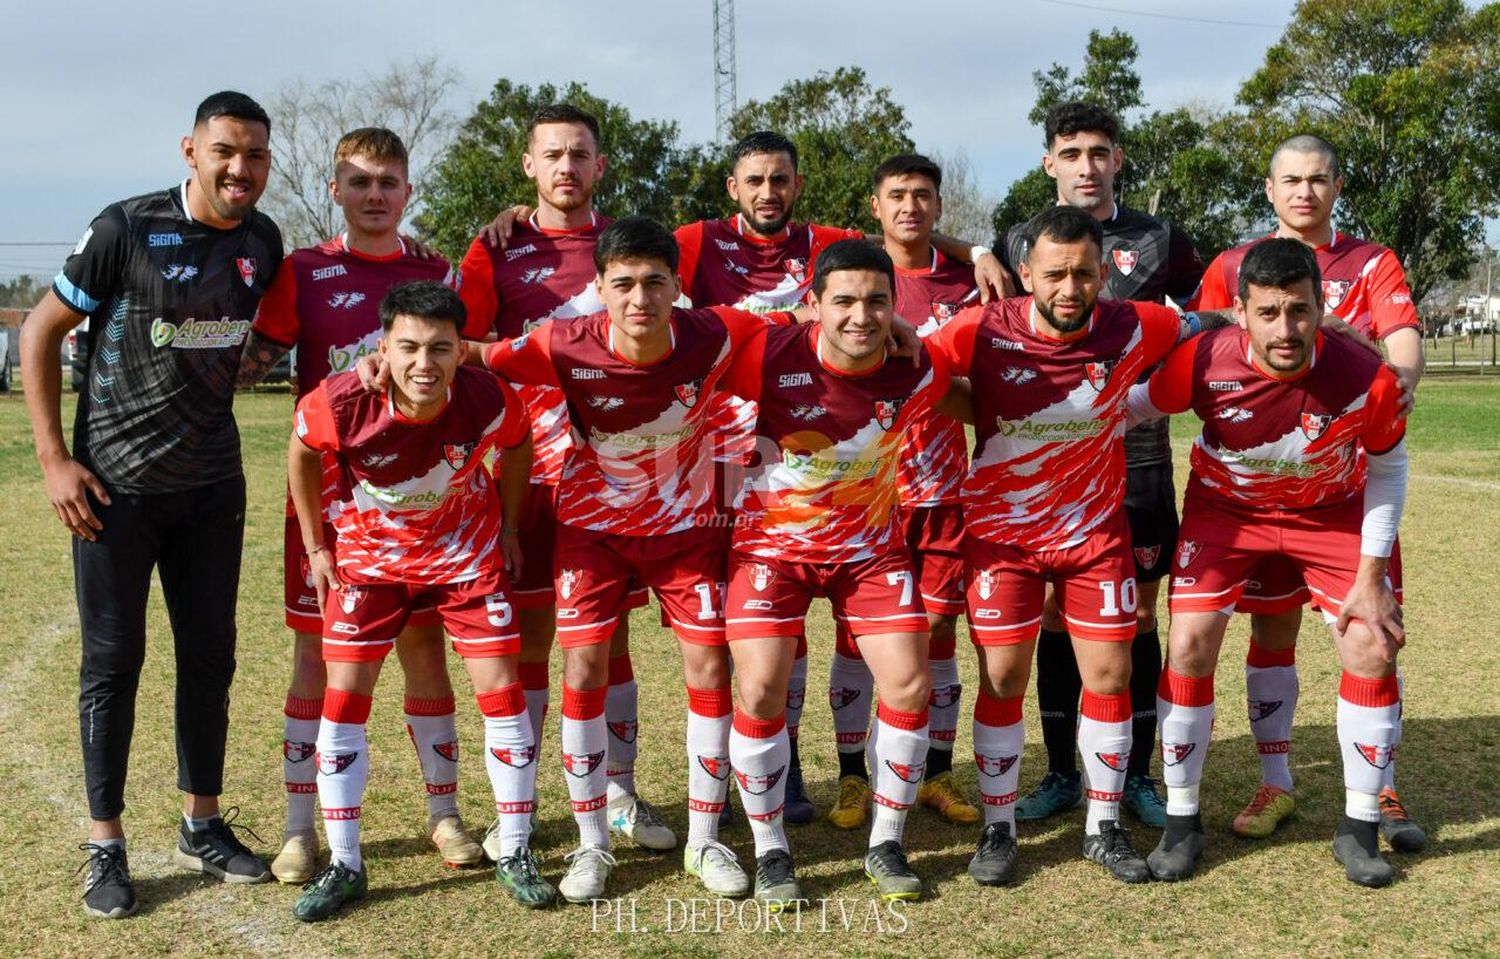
<box><xmin>1412</xmin><ymin>473</ymin><xmax>1500</xmax><ymax>493</ymax></box>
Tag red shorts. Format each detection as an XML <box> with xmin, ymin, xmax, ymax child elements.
<box><xmin>1238</xmin><ymin>539</ymin><xmax>1405</xmax><ymax>614</ymax></box>
<box><xmin>511</xmin><ymin>485</ymin><xmax>648</xmax><ymax>614</ymax></box>
<box><xmin>554</xmin><ymin>523</ymin><xmax>729</xmax><ymax>648</ymax></box>
<box><xmin>725</xmin><ymin>549</ymin><xmax>928</xmax><ymax>642</ymax></box>
<box><xmin>1168</xmin><ymin>498</ymin><xmax>1402</xmax><ymax>617</ymax></box>
<box><xmin>284</xmin><ymin>513</ymin><xmax>438</xmax><ymax>634</ymax></box>
<box><xmin>902</xmin><ymin>502</ymin><xmax>965</xmax><ymax>617</ymax></box>
<box><xmin>964</xmin><ymin>514</ymin><xmax>1138</xmax><ymax>645</ymax></box>
<box><xmin>321</xmin><ymin>565</ymin><xmax>520</xmax><ymax>662</ymax></box>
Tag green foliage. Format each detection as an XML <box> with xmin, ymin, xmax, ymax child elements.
<box><xmin>0</xmin><ymin>274</ymin><xmax>47</xmax><ymax>309</ymax></box>
<box><xmin>1027</xmin><ymin>29</ymin><xmax>1144</xmax><ymax>125</ymax></box>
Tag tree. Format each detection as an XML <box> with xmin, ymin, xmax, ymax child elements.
<box><xmin>263</xmin><ymin>56</ymin><xmax>462</xmax><ymax>249</ymax></box>
<box><xmin>927</xmin><ymin>149</ymin><xmax>1001</xmax><ymax>249</ymax></box>
<box><xmin>1236</xmin><ymin>0</ymin><xmax>1500</xmax><ymax>301</ymax></box>
<box><xmin>0</xmin><ymin>275</ymin><xmax>48</xmax><ymax>309</ymax></box>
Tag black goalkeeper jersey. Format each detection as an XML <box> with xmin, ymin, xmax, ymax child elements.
<box><xmin>1001</xmin><ymin>203</ymin><xmax>1204</xmax><ymax>468</ymax></box>
<box><xmin>53</xmin><ymin>181</ymin><xmax>283</xmax><ymax>493</ymax></box>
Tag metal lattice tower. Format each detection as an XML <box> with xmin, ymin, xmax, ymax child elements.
<box><xmin>713</xmin><ymin>0</ymin><xmax>737</xmax><ymax>141</ymax></box>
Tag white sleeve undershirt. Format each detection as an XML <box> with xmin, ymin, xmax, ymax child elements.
<box><xmin>1125</xmin><ymin>382</ymin><xmax>1165</xmax><ymax>429</ymax></box>
<box><xmin>1361</xmin><ymin>439</ymin><xmax>1408</xmax><ymax>558</ymax></box>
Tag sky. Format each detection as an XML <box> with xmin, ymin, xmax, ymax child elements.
<box><xmin>0</xmin><ymin>0</ymin><xmax>1311</xmax><ymax>279</ymax></box>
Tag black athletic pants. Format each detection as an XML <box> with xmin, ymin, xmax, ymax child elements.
<box><xmin>74</xmin><ymin>475</ymin><xmax>246</xmax><ymax>821</ymax></box>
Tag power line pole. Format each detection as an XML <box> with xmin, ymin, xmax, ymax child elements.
<box><xmin>713</xmin><ymin>0</ymin><xmax>737</xmax><ymax>142</ymax></box>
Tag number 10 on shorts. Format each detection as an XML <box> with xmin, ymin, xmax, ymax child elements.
<box><xmin>1098</xmin><ymin>578</ymin><xmax>1138</xmax><ymax>616</ymax></box>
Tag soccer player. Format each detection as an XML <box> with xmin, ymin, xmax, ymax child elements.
<box><xmin>1188</xmin><ymin>134</ymin><xmax>1426</xmax><ymax>849</ymax></box>
<box><xmin>1130</xmin><ymin>239</ymin><xmax>1409</xmax><ymax>888</ymax></box>
<box><xmin>459</xmin><ymin>105</ymin><xmax>671</xmax><ymax>857</ymax></box>
<box><xmin>236</xmin><ymin>127</ymin><xmax>483</xmax><ymax>882</ymax></box>
<box><xmin>287</xmin><ymin>281</ymin><xmax>542</xmax><ymax>920</ymax></box>
<box><xmin>719</xmin><ymin>238</ymin><xmax>962</xmax><ymax>908</ymax></box>
<box><xmin>21</xmin><ymin>91</ymin><xmax>282</xmax><ymax>918</ymax></box>
<box><xmin>820</xmin><ymin>154</ymin><xmax>981</xmax><ymax>830</ymax></box>
<box><xmin>998</xmin><ymin>102</ymin><xmax>1206</xmax><ymax>828</ymax></box>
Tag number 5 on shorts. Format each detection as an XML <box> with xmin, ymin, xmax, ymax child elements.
<box><xmin>886</xmin><ymin>570</ymin><xmax>914</xmax><ymax>607</ymax></box>
<box><xmin>486</xmin><ymin>594</ymin><xmax>514</xmax><ymax>628</ymax></box>
<box><xmin>1098</xmin><ymin>579</ymin><xmax>1138</xmax><ymax>616</ymax></box>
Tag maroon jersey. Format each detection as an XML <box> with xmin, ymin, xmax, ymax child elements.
<box><xmin>294</xmin><ymin>366</ymin><xmax>530</xmax><ymax>586</ymax></box>
<box><xmin>459</xmin><ymin>213</ymin><xmax>611</xmax><ymax>486</ymax></box>
<box><xmin>1144</xmin><ymin>326</ymin><xmax>1406</xmax><ymax>515</ymax></box>
<box><xmin>253</xmin><ymin>235</ymin><xmax>460</xmax><ymax>397</ymax></box>
<box><xmin>894</xmin><ymin>249</ymin><xmax>978</xmax><ymax>506</ymax></box>
<box><xmin>482</xmin><ymin>306</ymin><xmax>782</xmax><ymax>537</ymax></box>
<box><xmin>927</xmin><ymin>297</ymin><xmax>1181</xmax><ymax>551</ymax></box>
<box><xmin>1189</xmin><ymin>231</ymin><xmax>1419</xmax><ymax>340</ymax></box>
<box><xmin>722</xmin><ymin>323</ymin><xmax>951</xmax><ymax>564</ymax></box>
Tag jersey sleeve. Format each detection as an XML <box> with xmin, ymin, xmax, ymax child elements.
<box><xmin>1183</xmin><ymin>251</ymin><xmax>1232</xmax><ymax>311</ymax></box>
<box><xmin>481</xmin><ymin>323</ymin><xmax>561</xmax><ymax>386</ymax></box>
<box><xmin>52</xmin><ymin>205</ymin><xmax>129</xmax><ymax>316</ymax></box>
<box><xmin>492</xmin><ymin>379</ymin><xmax>531</xmax><ymax>449</ymax></box>
<box><xmin>712</xmin><ymin>305</ymin><xmax>783</xmax><ymax>348</ymax></box>
<box><xmin>1138</xmin><ymin>301</ymin><xmax>1185</xmax><ymax>364</ymax></box>
<box><xmin>719</xmin><ymin>330</ymin><xmax>768</xmax><ymax>402</ymax></box>
<box><xmin>675</xmin><ymin>222</ymin><xmax>705</xmax><ymax>302</ymax></box>
<box><xmin>922</xmin><ymin>344</ymin><xmax>953</xmax><ymax>408</ymax></box>
<box><xmin>1145</xmin><ymin>336</ymin><xmax>1199</xmax><ymax>416</ymax></box>
<box><xmin>923</xmin><ymin>305</ymin><xmax>983</xmax><ymax>376</ymax></box>
<box><xmin>1364</xmin><ymin>249</ymin><xmax>1420</xmax><ymax>339</ymax></box>
<box><xmin>1361</xmin><ymin>365</ymin><xmax>1408</xmax><ymax>455</ymax></box>
<box><xmin>1163</xmin><ymin>221</ymin><xmax>1207</xmax><ymax>307</ymax></box>
<box><xmin>251</xmin><ymin>256</ymin><xmax>300</xmax><ymax>347</ymax></box>
<box><xmin>458</xmin><ymin>238</ymin><xmax>499</xmax><ymax>340</ymax></box>
<box><xmin>293</xmin><ymin>382</ymin><xmax>340</xmax><ymax>452</ymax></box>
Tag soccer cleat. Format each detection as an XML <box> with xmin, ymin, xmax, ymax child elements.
<box><xmin>1147</xmin><ymin>812</ymin><xmax>1205</xmax><ymax>882</ymax></box>
<box><xmin>495</xmin><ymin>848</ymin><xmax>558</xmax><ymax>908</ymax></box>
<box><xmin>291</xmin><ymin>861</ymin><xmax>367</xmax><ymax>922</ymax></box>
<box><xmin>430</xmin><ymin>814</ymin><xmax>484</xmax><ymax>868</ymax></box>
<box><xmin>1378</xmin><ymin>788</ymin><xmax>1428</xmax><ymax>853</ymax></box>
<box><xmin>76</xmin><ymin>843</ymin><xmax>137</xmax><ymax>919</ymax></box>
<box><xmin>1083</xmin><ymin>820</ymin><xmax>1151</xmax><ymax>883</ymax></box>
<box><xmin>719</xmin><ymin>794</ymin><xmax>737</xmax><ymax>830</ymax></box>
<box><xmin>271</xmin><ymin>830</ymin><xmax>319</xmax><ymax>884</ymax></box>
<box><xmin>783</xmin><ymin>760</ymin><xmax>815</xmax><ymax>825</ymax></box>
<box><xmin>1014</xmin><ymin>771</ymin><xmax>1083</xmax><ymax>821</ymax></box>
<box><xmin>918</xmin><ymin>771</ymin><xmax>981</xmax><ymax>824</ymax></box>
<box><xmin>1122</xmin><ymin>775</ymin><xmax>1168</xmax><ymax>828</ymax></box>
<box><xmin>684</xmin><ymin>839</ymin><xmax>751</xmax><ymax>897</ymax></box>
<box><xmin>864</xmin><ymin>840</ymin><xmax>923</xmax><ymax>901</ymax></box>
<box><xmin>607</xmin><ymin>793</ymin><xmax>677</xmax><ymax>851</ymax></box>
<box><xmin>752</xmin><ymin>849</ymin><xmax>803</xmax><ymax>912</ymax></box>
<box><xmin>172</xmin><ymin>808</ymin><xmax>271</xmax><ymax>883</ymax></box>
<box><xmin>558</xmin><ymin>845</ymin><xmax>616</xmax><ymax>903</ymax></box>
<box><xmin>827</xmin><ymin>775</ymin><xmax>872</xmax><ymax>830</ymax></box>
<box><xmin>481</xmin><ymin>818</ymin><xmax>503</xmax><ymax>863</ymax></box>
<box><xmin>967</xmin><ymin>822</ymin><xmax>1019</xmax><ymax>886</ymax></box>
<box><xmin>1334</xmin><ymin>816</ymin><xmax>1395</xmax><ymax>888</ymax></box>
<box><xmin>1232</xmin><ymin>784</ymin><xmax>1296</xmax><ymax>839</ymax></box>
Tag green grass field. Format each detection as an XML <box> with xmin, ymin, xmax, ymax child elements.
<box><xmin>0</xmin><ymin>380</ymin><xmax>1496</xmax><ymax>958</ymax></box>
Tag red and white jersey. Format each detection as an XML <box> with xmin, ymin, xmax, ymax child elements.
<box><xmin>894</xmin><ymin>249</ymin><xmax>978</xmax><ymax>507</ymax></box>
<box><xmin>460</xmin><ymin>213</ymin><xmax>610</xmax><ymax>486</ymax></box>
<box><xmin>1188</xmin><ymin>231</ymin><xmax>1418</xmax><ymax>340</ymax></box>
<box><xmin>722</xmin><ymin>323</ymin><xmax>951</xmax><ymax>564</ymax></box>
<box><xmin>927</xmin><ymin>297</ymin><xmax>1180</xmax><ymax>551</ymax></box>
<box><xmin>294</xmin><ymin>366</ymin><xmax>529</xmax><ymax>586</ymax></box>
<box><xmin>253</xmin><ymin>234</ymin><xmax>461</xmax><ymax>397</ymax></box>
<box><xmin>1145</xmin><ymin>326</ymin><xmax>1405</xmax><ymax>515</ymax></box>
<box><xmin>482</xmin><ymin>306</ymin><xmax>783</xmax><ymax>537</ymax></box>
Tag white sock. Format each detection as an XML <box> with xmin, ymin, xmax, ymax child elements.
<box><xmin>686</xmin><ymin>686</ymin><xmax>733</xmax><ymax>847</ymax></box>
<box><xmin>972</xmin><ymin>692</ymin><xmax>1024</xmax><ymax>828</ymax></box>
<box><xmin>561</xmin><ymin>684</ymin><xmax>610</xmax><ymax>849</ymax></box>
<box><xmin>404</xmin><ymin>694</ymin><xmax>460</xmax><ymax>822</ymax></box>
<box><xmin>1157</xmin><ymin>668</ymin><xmax>1214</xmax><ymax>817</ymax></box>
<box><xmin>282</xmin><ymin>694</ymin><xmax>322</xmax><ymax>834</ymax></box>
<box><xmin>730</xmin><ymin>709</ymin><xmax>789</xmax><ymax>856</ymax></box>
<box><xmin>785</xmin><ymin>641</ymin><xmax>809</xmax><ymax>740</ymax></box>
<box><xmin>316</xmin><ymin>690</ymin><xmax>373</xmax><ymax>872</ymax></box>
<box><xmin>1245</xmin><ymin>645</ymin><xmax>1298</xmax><ymax>792</ymax></box>
<box><xmin>830</xmin><ymin>651</ymin><xmax>874</xmax><ymax>758</ymax></box>
<box><xmin>927</xmin><ymin>654</ymin><xmax>962</xmax><ymax>754</ymax></box>
<box><xmin>1336</xmin><ymin>672</ymin><xmax>1401</xmax><ymax>823</ymax></box>
<box><xmin>605</xmin><ymin>654</ymin><xmax>639</xmax><ymax>802</ymax></box>
<box><xmin>868</xmin><ymin>703</ymin><xmax>928</xmax><ymax>848</ymax></box>
<box><xmin>520</xmin><ymin>661</ymin><xmax>550</xmax><ymax>749</ymax></box>
<box><xmin>477</xmin><ymin>684</ymin><xmax>537</xmax><ymax>858</ymax></box>
<box><xmin>1079</xmin><ymin>690</ymin><xmax>1131</xmax><ymax>835</ymax></box>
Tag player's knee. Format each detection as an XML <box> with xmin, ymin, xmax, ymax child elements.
<box><xmin>1040</xmin><ymin>607</ymin><xmax>1065</xmax><ymax>632</ymax></box>
<box><xmin>682</xmin><ymin>647</ymin><xmax>731</xmax><ymax>690</ymax></box>
<box><xmin>562</xmin><ymin>645</ymin><xmax>610</xmax><ymax>690</ymax></box>
<box><xmin>1134</xmin><ymin>608</ymin><xmax>1157</xmax><ymax>633</ymax></box>
<box><xmin>929</xmin><ymin>617</ymin><xmax>957</xmax><ymax>652</ymax></box>
<box><xmin>734</xmin><ymin>674</ymin><xmax>787</xmax><ymax>718</ymax></box>
<box><xmin>1337</xmin><ymin>624</ymin><xmax>1399</xmax><ymax>677</ymax></box>
<box><xmin>1250</xmin><ymin>611</ymin><xmax>1299</xmax><ymax>651</ymax></box>
<box><xmin>289</xmin><ymin>633</ymin><xmax>327</xmax><ymax>696</ymax></box>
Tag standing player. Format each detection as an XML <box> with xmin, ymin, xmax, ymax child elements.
<box><xmin>998</xmin><ymin>102</ymin><xmax>1205</xmax><ymax>827</ymax></box>
<box><xmin>21</xmin><ymin>92</ymin><xmax>282</xmax><ymax>918</ymax></box>
<box><xmin>237</xmin><ymin>127</ymin><xmax>483</xmax><ymax>882</ymax></box>
<box><xmin>1188</xmin><ymin>134</ymin><xmax>1426</xmax><ymax>850</ymax></box>
<box><xmin>1131</xmin><ymin>239</ymin><xmax>1409</xmax><ymax>887</ymax></box>
<box><xmin>287</xmin><ymin>282</ymin><xmax>545</xmax><ymax>920</ymax></box>
<box><xmin>719</xmin><ymin>239</ymin><xmax>961</xmax><ymax>907</ymax></box>
<box><xmin>459</xmin><ymin>105</ymin><xmax>671</xmax><ymax>857</ymax></box>
<box><xmin>820</xmin><ymin>155</ymin><xmax>981</xmax><ymax>830</ymax></box>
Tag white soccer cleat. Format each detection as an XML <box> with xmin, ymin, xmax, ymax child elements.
<box><xmin>558</xmin><ymin>845</ymin><xmax>616</xmax><ymax>903</ymax></box>
<box><xmin>607</xmin><ymin>792</ymin><xmax>677</xmax><ymax>850</ymax></box>
<box><xmin>684</xmin><ymin>839</ymin><xmax>750</xmax><ymax>897</ymax></box>
<box><xmin>271</xmin><ymin>830</ymin><xmax>319</xmax><ymax>884</ymax></box>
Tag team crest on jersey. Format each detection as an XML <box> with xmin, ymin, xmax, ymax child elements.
<box><xmin>432</xmin><ymin>741</ymin><xmax>459</xmax><ymax>763</ymax></box>
<box><xmin>1301</xmin><ymin>412</ymin><xmax>1333</xmax><ymax>440</ymax></box>
<box><xmin>1323</xmin><ymin>279</ymin><xmax>1352</xmax><ymax>310</ymax></box>
<box><xmin>698</xmin><ymin>755</ymin><xmax>732</xmax><ymax>780</ymax></box>
<box><xmin>608</xmin><ymin>721</ymin><xmax>639</xmax><ymax>744</ymax></box>
<box><xmin>491</xmin><ymin>745</ymin><xmax>536</xmax><ymax>768</ymax></box>
<box><xmin>316</xmin><ymin>750</ymin><xmax>359</xmax><ymax>775</ymax></box>
<box><xmin>931</xmin><ymin>301</ymin><xmax>962</xmax><ymax>323</ymax></box>
<box><xmin>1160</xmin><ymin>742</ymin><xmax>1196</xmax><ymax>766</ymax></box>
<box><xmin>974</xmin><ymin>752</ymin><xmax>1018</xmax><ymax>777</ymax></box>
<box><xmin>874</xmin><ymin>397</ymin><xmax>908</xmax><ymax>430</ymax></box>
<box><xmin>283</xmin><ymin>740</ymin><xmax>315</xmax><ymax>763</ymax></box>
<box><xmin>931</xmin><ymin>683</ymin><xmax>962</xmax><ymax>709</ymax></box>
<box><xmin>674</xmin><ymin>377</ymin><xmax>704</xmax><ymax>408</ymax></box>
<box><xmin>339</xmin><ymin>587</ymin><xmax>366</xmax><ymax>614</ymax></box>
<box><xmin>236</xmin><ymin>257</ymin><xmax>257</xmax><ymax>287</ymax></box>
<box><xmin>561</xmin><ymin>749</ymin><xmax>606</xmax><ymax>777</ymax></box>
<box><xmin>749</xmin><ymin>563</ymin><xmax>775</xmax><ymax>592</ymax></box>
<box><xmin>1112</xmin><ymin>248</ymin><xmax>1139</xmax><ymax>276</ymax></box>
<box><xmin>1354</xmin><ymin>741</ymin><xmax>1394</xmax><ymax>769</ymax></box>
<box><xmin>559</xmin><ymin>568</ymin><xmax>581</xmax><ymax>600</ymax></box>
<box><xmin>830</xmin><ymin>687</ymin><xmax>863</xmax><ymax>710</ymax></box>
<box><xmin>443</xmin><ymin>442</ymin><xmax>475</xmax><ymax>470</ymax></box>
<box><xmin>734</xmin><ymin>766</ymin><xmax>785</xmax><ymax>795</ymax></box>
<box><xmin>1134</xmin><ymin>545</ymin><xmax>1161</xmax><ymax>569</ymax></box>
<box><xmin>1095</xmin><ymin>752</ymin><xmax>1128</xmax><ymax>772</ymax></box>
<box><xmin>885</xmin><ymin>760</ymin><xmax>926</xmax><ymax>784</ymax></box>
<box><xmin>1085</xmin><ymin>359</ymin><xmax>1118</xmax><ymax>391</ymax></box>
<box><xmin>1177</xmin><ymin>541</ymin><xmax>1201</xmax><ymax>569</ymax></box>
<box><xmin>1248</xmin><ymin>700</ymin><xmax>1283</xmax><ymax>722</ymax></box>
<box><xmin>976</xmin><ymin>568</ymin><xmax>998</xmax><ymax>601</ymax></box>
<box><xmin>783</xmin><ymin>258</ymin><xmax>808</xmax><ymax>281</ymax></box>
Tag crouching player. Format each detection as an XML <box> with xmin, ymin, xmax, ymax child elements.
<box><xmin>287</xmin><ymin>281</ymin><xmax>549</xmax><ymax>920</ymax></box>
<box><xmin>1130</xmin><ymin>239</ymin><xmax>1409</xmax><ymax>887</ymax></box>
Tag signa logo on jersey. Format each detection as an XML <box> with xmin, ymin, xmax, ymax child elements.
<box><xmin>975</xmin><ymin>568</ymin><xmax>998</xmax><ymax>600</ymax></box>
<box><xmin>505</xmin><ymin>242</ymin><xmax>538</xmax><ymax>262</ymax></box>
<box><xmin>491</xmin><ymin>745</ymin><xmax>536</xmax><ymax>768</ymax></box>
<box><xmin>735</xmin><ymin>766</ymin><xmax>785</xmax><ymax>795</ymax></box>
<box><xmin>561</xmin><ymin>749</ymin><xmax>606</xmax><ymax>777</ymax></box>
<box><xmin>1354</xmin><ymin>742</ymin><xmax>1394</xmax><ymax>769</ymax></box>
<box><xmin>147</xmin><ymin>231</ymin><xmax>182</xmax><ymax>248</ymax></box>
<box><xmin>443</xmin><ymin>442</ymin><xmax>475</xmax><ymax>470</ymax></box>
<box><xmin>885</xmin><ymin>760</ymin><xmax>926</xmax><ymax>784</ymax></box>
<box><xmin>1301</xmin><ymin>412</ymin><xmax>1333</xmax><ymax>440</ymax></box>
<box><xmin>559</xmin><ymin>568</ymin><xmax>581</xmax><ymax>600</ymax></box>
<box><xmin>749</xmin><ymin>563</ymin><xmax>775</xmax><ymax>592</ymax></box>
<box><xmin>1112</xmin><ymin>248</ymin><xmax>1139</xmax><ymax>276</ymax></box>
<box><xmin>1177</xmin><ymin>541</ymin><xmax>1201</xmax><ymax>569</ymax></box>
<box><xmin>874</xmin><ymin>397</ymin><xmax>908</xmax><ymax>430</ymax></box>
<box><xmin>311</xmin><ymin>264</ymin><xmax>348</xmax><ymax>281</ymax></box>
<box><xmin>1085</xmin><ymin>359</ymin><xmax>1118</xmax><ymax>391</ymax></box>
<box><xmin>675</xmin><ymin>377</ymin><xmax>704</xmax><ymax>408</ymax></box>
<box><xmin>974</xmin><ymin>753</ymin><xmax>1018</xmax><ymax>777</ymax></box>
<box><xmin>698</xmin><ymin>755</ymin><xmax>731</xmax><ymax>780</ymax></box>
<box><xmin>1134</xmin><ymin>545</ymin><xmax>1161</xmax><ymax>569</ymax></box>
<box><xmin>1323</xmin><ymin>279</ymin><xmax>1352</xmax><ymax>310</ymax></box>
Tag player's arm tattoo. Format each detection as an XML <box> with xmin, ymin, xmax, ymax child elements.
<box><xmin>237</xmin><ymin>329</ymin><xmax>292</xmax><ymax>388</ymax></box>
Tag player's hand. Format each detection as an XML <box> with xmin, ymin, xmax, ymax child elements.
<box><xmin>973</xmin><ymin>252</ymin><xmax>1014</xmax><ymax>304</ymax></box>
<box><xmin>1390</xmin><ymin>363</ymin><xmax>1417</xmax><ymax>419</ymax></box>
<box><xmin>308</xmin><ymin>545</ymin><xmax>341</xmax><ymax>614</ymax></box>
<box><xmin>41</xmin><ymin>454</ymin><xmax>110</xmax><ymax>541</ymax></box>
<box><xmin>402</xmin><ymin>234</ymin><xmax>439</xmax><ymax>260</ymax></box>
<box><xmin>355</xmin><ymin>353</ymin><xmax>392</xmax><ymax>394</ymax></box>
<box><xmin>887</xmin><ymin>314</ymin><xmax>921</xmax><ymax>363</ymax></box>
<box><xmin>501</xmin><ymin>527</ymin><xmax>523</xmax><ymax>580</ymax></box>
<box><xmin>1337</xmin><ymin>571</ymin><xmax>1404</xmax><ymax>652</ymax></box>
<box><xmin>479</xmin><ymin>205</ymin><xmax>534</xmax><ymax>249</ymax></box>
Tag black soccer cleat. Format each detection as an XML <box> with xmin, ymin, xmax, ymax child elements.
<box><xmin>76</xmin><ymin>842</ymin><xmax>137</xmax><ymax>919</ymax></box>
<box><xmin>967</xmin><ymin>821</ymin><xmax>1019</xmax><ymax>886</ymax></box>
<box><xmin>783</xmin><ymin>760</ymin><xmax>815</xmax><ymax>825</ymax></box>
<box><xmin>753</xmin><ymin>848</ymin><xmax>803</xmax><ymax>912</ymax></box>
<box><xmin>1083</xmin><ymin>820</ymin><xmax>1151</xmax><ymax>883</ymax></box>
<box><xmin>1147</xmin><ymin>812</ymin><xmax>1204</xmax><ymax>882</ymax></box>
<box><xmin>1333</xmin><ymin>816</ymin><xmax>1395</xmax><ymax>888</ymax></box>
<box><xmin>864</xmin><ymin>840</ymin><xmax>923</xmax><ymax>901</ymax></box>
<box><xmin>292</xmin><ymin>861</ymin><xmax>368</xmax><ymax>921</ymax></box>
<box><xmin>172</xmin><ymin>807</ymin><xmax>271</xmax><ymax>883</ymax></box>
<box><xmin>1378</xmin><ymin>788</ymin><xmax>1428</xmax><ymax>853</ymax></box>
